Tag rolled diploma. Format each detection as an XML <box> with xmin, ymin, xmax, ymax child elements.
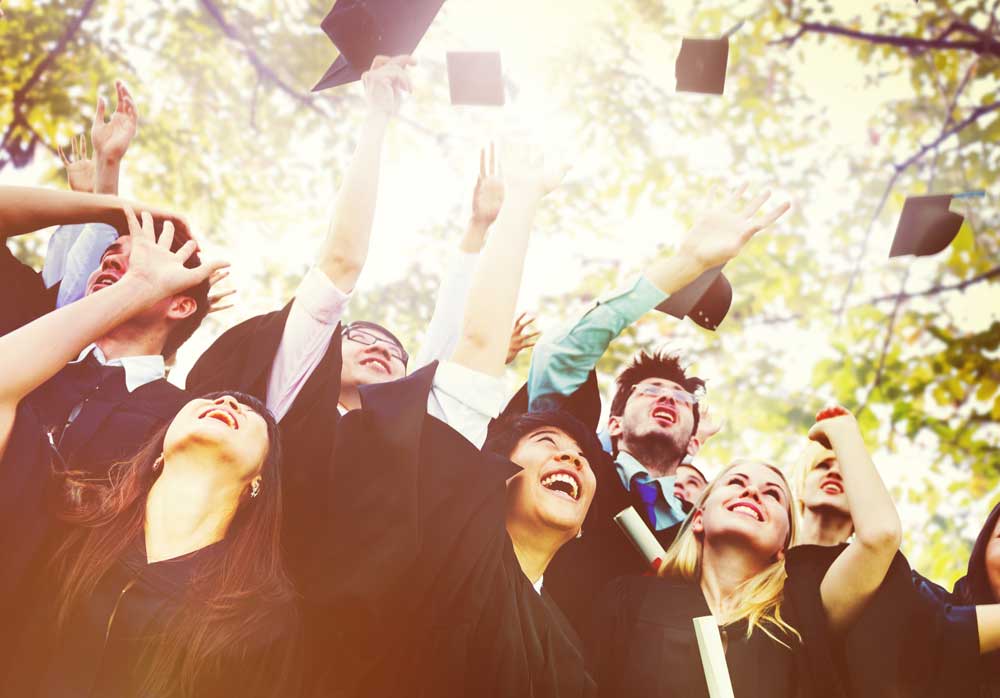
<box><xmin>693</xmin><ymin>616</ymin><xmax>735</xmax><ymax>698</ymax></box>
<box><xmin>613</xmin><ymin>506</ymin><xmax>667</xmax><ymax>566</ymax></box>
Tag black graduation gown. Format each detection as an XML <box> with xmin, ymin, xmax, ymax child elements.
<box><xmin>588</xmin><ymin>545</ymin><xmax>850</xmax><ymax>698</ymax></box>
<box><xmin>1</xmin><ymin>242</ymin><xmax>188</xmax><ymax>477</ymax></box>
<box><xmin>544</xmin><ymin>450</ymin><xmax>681</xmax><ymax>636</ymax></box>
<box><xmin>305</xmin><ymin>364</ymin><xmax>596</xmax><ymax>698</ymax></box>
<box><xmin>0</xmin><ymin>406</ymin><xmax>301</xmax><ymax>698</ymax></box>
<box><xmin>185</xmin><ymin>301</ymin><xmax>344</xmax><ymax>586</ymax></box>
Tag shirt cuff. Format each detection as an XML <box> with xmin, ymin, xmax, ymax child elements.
<box><xmin>595</xmin><ymin>274</ymin><xmax>668</xmax><ymax>323</ymax></box>
<box><xmin>295</xmin><ymin>267</ymin><xmax>352</xmax><ymax>325</ymax></box>
<box><xmin>432</xmin><ymin>360</ymin><xmax>507</xmax><ymax>420</ymax></box>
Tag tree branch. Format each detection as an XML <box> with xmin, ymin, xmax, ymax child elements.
<box><xmin>770</xmin><ymin>21</ymin><xmax>1000</xmax><ymax>57</ymax></box>
<box><xmin>0</xmin><ymin>0</ymin><xmax>99</xmax><ymax>169</ymax></box>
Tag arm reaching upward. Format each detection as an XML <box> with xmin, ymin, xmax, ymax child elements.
<box><xmin>316</xmin><ymin>54</ymin><xmax>415</xmax><ymax>292</ymax></box>
<box><xmin>451</xmin><ymin>142</ymin><xmax>567</xmax><ymax>378</ymax></box>
<box><xmin>813</xmin><ymin>405</ymin><xmax>902</xmax><ymax>634</ymax></box>
<box><xmin>527</xmin><ymin>183</ymin><xmax>790</xmax><ymax>409</ymax></box>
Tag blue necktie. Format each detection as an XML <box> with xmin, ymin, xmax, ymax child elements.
<box><xmin>630</xmin><ymin>472</ymin><xmax>660</xmax><ymax>528</ymax></box>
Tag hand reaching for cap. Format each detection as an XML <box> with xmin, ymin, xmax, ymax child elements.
<box><xmin>807</xmin><ymin>405</ymin><xmax>862</xmax><ymax>451</ymax></box>
<box><xmin>120</xmin><ymin>207</ymin><xmax>228</xmax><ymax>301</ymax></box>
<box><xmin>363</xmin><ymin>55</ymin><xmax>416</xmax><ymax>117</ymax></box>
<box><xmin>92</xmin><ymin>80</ymin><xmax>138</xmax><ymax>164</ymax></box>
<box><xmin>506</xmin><ymin>312</ymin><xmax>540</xmax><ymax>364</ymax></box>
<box><xmin>57</xmin><ymin>135</ymin><xmax>96</xmax><ymax>194</ymax></box>
<box><xmin>679</xmin><ymin>183</ymin><xmax>790</xmax><ymax>271</ymax></box>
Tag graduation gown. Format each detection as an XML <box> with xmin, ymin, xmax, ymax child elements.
<box><xmin>185</xmin><ymin>301</ymin><xmax>344</xmax><ymax>586</ymax></box>
<box><xmin>588</xmin><ymin>545</ymin><xmax>850</xmax><ymax>698</ymax></box>
<box><xmin>305</xmin><ymin>363</ymin><xmax>596</xmax><ymax>698</ymax></box>
<box><xmin>0</xmin><ymin>406</ymin><xmax>301</xmax><ymax>698</ymax></box>
<box><xmin>544</xmin><ymin>449</ymin><xmax>681</xmax><ymax>636</ymax></box>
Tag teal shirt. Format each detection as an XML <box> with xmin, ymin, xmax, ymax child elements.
<box><xmin>614</xmin><ymin>451</ymin><xmax>687</xmax><ymax>531</ymax></box>
<box><xmin>526</xmin><ymin>275</ymin><xmax>667</xmax><ymax>412</ymax></box>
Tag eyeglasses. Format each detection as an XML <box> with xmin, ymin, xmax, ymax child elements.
<box><xmin>631</xmin><ymin>384</ymin><xmax>697</xmax><ymax>405</ymax></box>
<box><xmin>344</xmin><ymin>327</ymin><xmax>408</xmax><ymax>365</ymax></box>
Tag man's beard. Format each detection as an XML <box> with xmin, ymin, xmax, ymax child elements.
<box><xmin>622</xmin><ymin>427</ymin><xmax>690</xmax><ymax>477</ymax></box>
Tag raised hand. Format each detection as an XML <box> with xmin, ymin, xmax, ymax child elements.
<box><xmin>506</xmin><ymin>312</ymin><xmax>540</xmax><ymax>364</ymax></box>
<box><xmin>472</xmin><ymin>143</ymin><xmax>505</xmax><ymax>227</ymax></box>
<box><xmin>121</xmin><ymin>207</ymin><xmax>227</xmax><ymax>300</ymax></box>
<box><xmin>500</xmin><ymin>141</ymin><xmax>570</xmax><ymax>201</ymax></box>
<box><xmin>678</xmin><ymin>183</ymin><xmax>790</xmax><ymax>270</ymax></box>
<box><xmin>91</xmin><ymin>80</ymin><xmax>138</xmax><ymax>163</ymax></box>
<box><xmin>807</xmin><ymin>405</ymin><xmax>860</xmax><ymax>451</ymax></box>
<box><xmin>362</xmin><ymin>55</ymin><xmax>416</xmax><ymax>117</ymax></box>
<box><xmin>206</xmin><ymin>269</ymin><xmax>236</xmax><ymax>314</ymax></box>
<box><xmin>57</xmin><ymin>134</ymin><xmax>95</xmax><ymax>193</ymax></box>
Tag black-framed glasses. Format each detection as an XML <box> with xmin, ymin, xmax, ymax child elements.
<box><xmin>344</xmin><ymin>327</ymin><xmax>409</xmax><ymax>365</ymax></box>
<box><xmin>630</xmin><ymin>384</ymin><xmax>697</xmax><ymax>406</ymax></box>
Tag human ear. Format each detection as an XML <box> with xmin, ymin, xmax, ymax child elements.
<box><xmin>166</xmin><ymin>294</ymin><xmax>197</xmax><ymax>321</ymax></box>
<box><xmin>607</xmin><ymin>415</ymin><xmax>622</xmax><ymax>438</ymax></box>
<box><xmin>686</xmin><ymin>436</ymin><xmax>702</xmax><ymax>456</ymax></box>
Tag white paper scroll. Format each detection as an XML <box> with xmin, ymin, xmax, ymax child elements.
<box><xmin>693</xmin><ymin>616</ymin><xmax>736</xmax><ymax>698</ymax></box>
<box><xmin>613</xmin><ymin>506</ymin><xmax>667</xmax><ymax>567</ymax></box>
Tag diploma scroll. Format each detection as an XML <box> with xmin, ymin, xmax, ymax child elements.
<box><xmin>613</xmin><ymin>507</ymin><xmax>667</xmax><ymax>568</ymax></box>
<box><xmin>693</xmin><ymin>616</ymin><xmax>736</xmax><ymax>698</ymax></box>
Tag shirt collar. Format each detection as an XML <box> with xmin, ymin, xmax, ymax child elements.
<box><xmin>71</xmin><ymin>344</ymin><xmax>166</xmax><ymax>393</ymax></box>
<box><xmin>532</xmin><ymin>575</ymin><xmax>544</xmax><ymax>595</ymax></box>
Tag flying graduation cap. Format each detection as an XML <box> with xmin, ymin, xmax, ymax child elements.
<box><xmin>313</xmin><ymin>0</ymin><xmax>445</xmax><ymax>91</ymax></box>
<box><xmin>889</xmin><ymin>192</ymin><xmax>982</xmax><ymax>258</ymax></box>
<box><xmin>675</xmin><ymin>38</ymin><xmax>729</xmax><ymax>95</ymax></box>
<box><xmin>656</xmin><ymin>265</ymin><xmax>733</xmax><ymax>331</ymax></box>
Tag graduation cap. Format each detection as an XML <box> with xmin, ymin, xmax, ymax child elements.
<box><xmin>313</xmin><ymin>0</ymin><xmax>445</xmax><ymax>91</ymax></box>
<box><xmin>655</xmin><ymin>265</ymin><xmax>732</xmax><ymax>331</ymax></box>
<box><xmin>675</xmin><ymin>38</ymin><xmax>729</xmax><ymax>95</ymax></box>
<box><xmin>446</xmin><ymin>51</ymin><xmax>505</xmax><ymax>106</ymax></box>
<box><xmin>889</xmin><ymin>192</ymin><xmax>982</xmax><ymax>258</ymax></box>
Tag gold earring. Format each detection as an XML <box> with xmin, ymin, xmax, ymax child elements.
<box><xmin>153</xmin><ymin>455</ymin><xmax>164</xmax><ymax>472</ymax></box>
<box><xmin>250</xmin><ymin>480</ymin><xmax>261</xmax><ymax>499</ymax></box>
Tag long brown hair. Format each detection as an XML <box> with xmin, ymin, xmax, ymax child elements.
<box><xmin>48</xmin><ymin>391</ymin><xmax>298</xmax><ymax>697</ymax></box>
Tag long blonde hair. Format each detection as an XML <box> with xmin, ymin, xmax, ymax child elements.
<box><xmin>658</xmin><ymin>459</ymin><xmax>802</xmax><ymax>647</ymax></box>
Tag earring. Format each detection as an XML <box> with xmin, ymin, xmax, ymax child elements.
<box><xmin>250</xmin><ymin>480</ymin><xmax>261</xmax><ymax>499</ymax></box>
<box><xmin>152</xmin><ymin>455</ymin><xmax>164</xmax><ymax>472</ymax></box>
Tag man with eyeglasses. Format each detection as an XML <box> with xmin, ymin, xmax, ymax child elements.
<box><xmin>525</xmin><ymin>184</ymin><xmax>790</xmax><ymax>634</ymax></box>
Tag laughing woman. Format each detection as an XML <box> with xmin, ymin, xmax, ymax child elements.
<box><xmin>0</xmin><ymin>209</ymin><xmax>299</xmax><ymax>697</ymax></box>
<box><xmin>303</xmin><ymin>142</ymin><xmax>603</xmax><ymax>698</ymax></box>
<box><xmin>589</xmin><ymin>406</ymin><xmax>902</xmax><ymax>698</ymax></box>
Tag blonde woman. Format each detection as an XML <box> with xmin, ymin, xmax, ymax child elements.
<box><xmin>589</xmin><ymin>405</ymin><xmax>902</xmax><ymax>698</ymax></box>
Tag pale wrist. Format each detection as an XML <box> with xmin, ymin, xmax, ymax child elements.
<box><xmin>364</xmin><ymin>108</ymin><xmax>392</xmax><ymax>129</ymax></box>
<box><xmin>460</xmin><ymin>218</ymin><xmax>490</xmax><ymax>252</ymax></box>
<box><xmin>644</xmin><ymin>253</ymin><xmax>707</xmax><ymax>296</ymax></box>
<box><xmin>114</xmin><ymin>274</ymin><xmax>160</xmax><ymax>307</ymax></box>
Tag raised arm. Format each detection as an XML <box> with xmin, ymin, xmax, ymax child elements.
<box><xmin>414</xmin><ymin>144</ymin><xmax>505</xmax><ymax>368</ymax></box>
<box><xmin>316</xmin><ymin>54</ymin><xmax>414</xmax><ymax>292</ymax></box>
<box><xmin>91</xmin><ymin>79</ymin><xmax>139</xmax><ymax>196</ymax></box>
<box><xmin>0</xmin><ymin>186</ymin><xmax>188</xmax><ymax>241</ymax></box>
<box><xmin>527</xmin><ymin>184</ymin><xmax>790</xmax><ymax>409</ymax></box>
<box><xmin>0</xmin><ymin>209</ymin><xmax>225</xmax><ymax>458</ymax></box>
<box><xmin>451</xmin><ymin>143</ymin><xmax>566</xmax><ymax>377</ymax></box>
<box><xmin>812</xmin><ymin>406</ymin><xmax>903</xmax><ymax>633</ymax></box>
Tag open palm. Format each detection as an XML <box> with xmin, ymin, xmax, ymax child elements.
<box><xmin>92</xmin><ymin>80</ymin><xmax>138</xmax><ymax>162</ymax></box>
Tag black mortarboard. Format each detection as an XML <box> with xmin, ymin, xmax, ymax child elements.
<box><xmin>489</xmin><ymin>370</ymin><xmax>603</xmax><ymax>439</ymax></box>
<box><xmin>889</xmin><ymin>194</ymin><xmax>969</xmax><ymax>258</ymax></box>
<box><xmin>446</xmin><ymin>51</ymin><xmax>505</xmax><ymax>106</ymax></box>
<box><xmin>675</xmin><ymin>37</ymin><xmax>729</xmax><ymax>95</ymax></box>
<box><xmin>655</xmin><ymin>265</ymin><xmax>732</xmax><ymax>331</ymax></box>
<box><xmin>313</xmin><ymin>0</ymin><xmax>445</xmax><ymax>91</ymax></box>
